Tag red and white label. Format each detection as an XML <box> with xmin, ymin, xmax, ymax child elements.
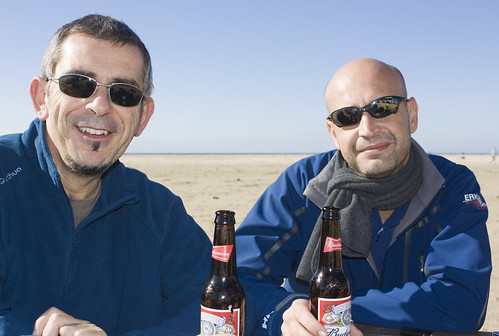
<box><xmin>318</xmin><ymin>297</ymin><xmax>351</xmax><ymax>336</ymax></box>
<box><xmin>212</xmin><ymin>245</ymin><xmax>233</xmax><ymax>263</ymax></box>
<box><xmin>324</xmin><ymin>237</ymin><xmax>342</xmax><ymax>253</ymax></box>
<box><xmin>201</xmin><ymin>305</ymin><xmax>241</xmax><ymax>336</ymax></box>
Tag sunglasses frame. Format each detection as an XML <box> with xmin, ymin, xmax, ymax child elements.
<box><xmin>49</xmin><ymin>74</ymin><xmax>144</xmax><ymax>107</ymax></box>
<box><xmin>327</xmin><ymin>96</ymin><xmax>408</xmax><ymax>127</ymax></box>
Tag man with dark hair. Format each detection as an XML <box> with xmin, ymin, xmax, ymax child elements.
<box><xmin>0</xmin><ymin>14</ymin><xmax>211</xmax><ymax>335</ymax></box>
<box><xmin>236</xmin><ymin>58</ymin><xmax>491</xmax><ymax>336</ymax></box>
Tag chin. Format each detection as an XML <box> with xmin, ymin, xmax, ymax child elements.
<box><xmin>65</xmin><ymin>155</ymin><xmax>112</xmax><ymax>176</ymax></box>
<box><xmin>356</xmin><ymin>160</ymin><xmax>397</xmax><ymax>179</ymax></box>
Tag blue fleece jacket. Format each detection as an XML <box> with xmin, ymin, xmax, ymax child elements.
<box><xmin>236</xmin><ymin>142</ymin><xmax>491</xmax><ymax>335</ymax></box>
<box><xmin>0</xmin><ymin>119</ymin><xmax>213</xmax><ymax>335</ymax></box>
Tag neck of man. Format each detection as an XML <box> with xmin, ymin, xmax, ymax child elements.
<box><xmin>379</xmin><ymin>210</ymin><xmax>394</xmax><ymax>224</ymax></box>
<box><xmin>60</xmin><ymin>171</ymin><xmax>102</xmax><ymax>200</ymax></box>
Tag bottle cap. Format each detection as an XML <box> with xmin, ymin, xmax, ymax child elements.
<box><xmin>322</xmin><ymin>206</ymin><xmax>339</xmax><ymax>220</ymax></box>
<box><xmin>215</xmin><ymin>210</ymin><xmax>236</xmax><ymax>224</ymax></box>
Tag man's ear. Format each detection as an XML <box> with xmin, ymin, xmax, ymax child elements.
<box><xmin>30</xmin><ymin>77</ymin><xmax>49</xmax><ymax>120</ymax></box>
<box><xmin>135</xmin><ymin>97</ymin><xmax>155</xmax><ymax>137</ymax></box>
<box><xmin>407</xmin><ymin>97</ymin><xmax>418</xmax><ymax>134</ymax></box>
<box><xmin>327</xmin><ymin>120</ymin><xmax>341</xmax><ymax>150</ymax></box>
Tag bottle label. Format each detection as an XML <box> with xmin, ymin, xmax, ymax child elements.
<box><xmin>324</xmin><ymin>237</ymin><xmax>342</xmax><ymax>253</ymax></box>
<box><xmin>317</xmin><ymin>297</ymin><xmax>351</xmax><ymax>336</ymax></box>
<box><xmin>212</xmin><ymin>245</ymin><xmax>233</xmax><ymax>263</ymax></box>
<box><xmin>201</xmin><ymin>305</ymin><xmax>241</xmax><ymax>336</ymax></box>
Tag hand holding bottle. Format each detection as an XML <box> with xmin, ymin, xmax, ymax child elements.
<box><xmin>281</xmin><ymin>299</ymin><xmax>363</xmax><ymax>336</ymax></box>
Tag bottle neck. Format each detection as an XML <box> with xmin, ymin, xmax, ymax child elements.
<box><xmin>318</xmin><ymin>217</ymin><xmax>343</xmax><ymax>269</ymax></box>
<box><xmin>211</xmin><ymin>222</ymin><xmax>238</xmax><ymax>277</ymax></box>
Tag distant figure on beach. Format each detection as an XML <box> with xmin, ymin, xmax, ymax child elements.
<box><xmin>235</xmin><ymin>58</ymin><xmax>491</xmax><ymax>335</ymax></box>
<box><xmin>0</xmin><ymin>15</ymin><xmax>212</xmax><ymax>335</ymax></box>
<box><xmin>491</xmin><ymin>147</ymin><xmax>496</xmax><ymax>163</ymax></box>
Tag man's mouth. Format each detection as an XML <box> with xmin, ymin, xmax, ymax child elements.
<box><xmin>78</xmin><ymin>126</ymin><xmax>109</xmax><ymax>136</ymax></box>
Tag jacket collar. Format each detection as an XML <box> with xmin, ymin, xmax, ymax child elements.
<box><xmin>27</xmin><ymin>119</ymin><xmax>140</xmax><ymax>219</ymax></box>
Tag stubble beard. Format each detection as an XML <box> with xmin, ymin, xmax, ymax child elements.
<box><xmin>65</xmin><ymin>155</ymin><xmax>110</xmax><ymax>176</ymax></box>
<box><xmin>64</xmin><ymin>141</ymin><xmax>111</xmax><ymax>176</ymax></box>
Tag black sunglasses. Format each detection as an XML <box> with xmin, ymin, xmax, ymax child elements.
<box><xmin>49</xmin><ymin>74</ymin><xmax>144</xmax><ymax>107</ymax></box>
<box><xmin>327</xmin><ymin>96</ymin><xmax>408</xmax><ymax>127</ymax></box>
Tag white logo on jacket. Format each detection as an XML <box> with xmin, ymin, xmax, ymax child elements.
<box><xmin>0</xmin><ymin>167</ymin><xmax>22</xmax><ymax>185</ymax></box>
<box><xmin>463</xmin><ymin>193</ymin><xmax>487</xmax><ymax>210</ymax></box>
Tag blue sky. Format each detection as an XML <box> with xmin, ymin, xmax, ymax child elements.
<box><xmin>2</xmin><ymin>1</ymin><xmax>498</xmax><ymax>154</ymax></box>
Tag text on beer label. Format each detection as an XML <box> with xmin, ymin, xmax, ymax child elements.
<box><xmin>201</xmin><ymin>305</ymin><xmax>241</xmax><ymax>336</ymax></box>
<box><xmin>212</xmin><ymin>245</ymin><xmax>233</xmax><ymax>263</ymax></box>
<box><xmin>318</xmin><ymin>297</ymin><xmax>351</xmax><ymax>336</ymax></box>
<box><xmin>324</xmin><ymin>237</ymin><xmax>342</xmax><ymax>253</ymax></box>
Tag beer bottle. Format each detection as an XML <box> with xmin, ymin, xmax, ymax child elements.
<box><xmin>201</xmin><ymin>210</ymin><xmax>245</xmax><ymax>336</ymax></box>
<box><xmin>310</xmin><ymin>206</ymin><xmax>351</xmax><ymax>335</ymax></box>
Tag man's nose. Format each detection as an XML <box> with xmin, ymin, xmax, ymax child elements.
<box><xmin>87</xmin><ymin>86</ymin><xmax>112</xmax><ymax>116</ymax></box>
<box><xmin>357</xmin><ymin>112</ymin><xmax>381</xmax><ymax>137</ymax></box>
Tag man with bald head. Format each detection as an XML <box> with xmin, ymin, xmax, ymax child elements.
<box><xmin>237</xmin><ymin>58</ymin><xmax>491</xmax><ymax>335</ymax></box>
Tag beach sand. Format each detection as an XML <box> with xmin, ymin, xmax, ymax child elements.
<box><xmin>121</xmin><ymin>153</ymin><xmax>498</xmax><ymax>331</ymax></box>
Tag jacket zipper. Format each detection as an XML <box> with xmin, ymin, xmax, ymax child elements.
<box><xmin>65</xmin><ymin>238</ymin><xmax>78</xmax><ymax>290</ymax></box>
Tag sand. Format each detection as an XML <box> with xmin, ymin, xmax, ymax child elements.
<box><xmin>121</xmin><ymin>153</ymin><xmax>498</xmax><ymax>331</ymax></box>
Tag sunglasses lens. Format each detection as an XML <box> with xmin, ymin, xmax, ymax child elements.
<box><xmin>370</xmin><ymin>99</ymin><xmax>399</xmax><ymax>118</ymax></box>
<box><xmin>58</xmin><ymin>75</ymin><xmax>96</xmax><ymax>98</ymax></box>
<box><xmin>333</xmin><ymin>108</ymin><xmax>360</xmax><ymax>127</ymax></box>
<box><xmin>329</xmin><ymin>97</ymin><xmax>405</xmax><ymax>127</ymax></box>
<box><xmin>109</xmin><ymin>84</ymin><xmax>143</xmax><ymax>107</ymax></box>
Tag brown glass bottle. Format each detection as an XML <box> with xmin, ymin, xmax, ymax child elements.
<box><xmin>310</xmin><ymin>206</ymin><xmax>351</xmax><ymax>335</ymax></box>
<box><xmin>201</xmin><ymin>210</ymin><xmax>245</xmax><ymax>336</ymax></box>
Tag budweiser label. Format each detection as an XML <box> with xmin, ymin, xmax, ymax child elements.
<box><xmin>201</xmin><ymin>305</ymin><xmax>241</xmax><ymax>336</ymax></box>
<box><xmin>318</xmin><ymin>297</ymin><xmax>351</xmax><ymax>336</ymax></box>
<box><xmin>212</xmin><ymin>245</ymin><xmax>233</xmax><ymax>263</ymax></box>
<box><xmin>323</xmin><ymin>237</ymin><xmax>342</xmax><ymax>253</ymax></box>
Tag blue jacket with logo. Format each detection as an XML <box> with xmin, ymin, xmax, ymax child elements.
<box><xmin>0</xmin><ymin>119</ymin><xmax>212</xmax><ymax>335</ymax></box>
<box><xmin>236</xmin><ymin>143</ymin><xmax>491</xmax><ymax>335</ymax></box>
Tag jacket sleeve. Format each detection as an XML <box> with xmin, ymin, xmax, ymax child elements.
<box><xmin>0</xmin><ymin>312</ymin><xmax>34</xmax><ymax>335</ymax></box>
<box><xmin>121</xmin><ymin>196</ymin><xmax>213</xmax><ymax>336</ymax></box>
<box><xmin>352</xmin><ymin>165</ymin><xmax>492</xmax><ymax>333</ymax></box>
<box><xmin>159</xmin><ymin>196</ymin><xmax>213</xmax><ymax>336</ymax></box>
<box><xmin>235</xmin><ymin>163</ymin><xmax>319</xmax><ymax>336</ymax></box>
<box><xmin>0</xmin><ymin>205</ymin><xmax>35</xmax><ymax>335</ymax></box>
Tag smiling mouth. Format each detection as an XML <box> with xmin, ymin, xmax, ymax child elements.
<box><xmin>78</xmin><ymin>126</ymin><xmax>109</xmax><ymax>136</ymax></box>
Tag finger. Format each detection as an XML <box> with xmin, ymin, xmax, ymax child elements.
<box><xmin>282</xmin><ymin>319</ymin><xmax>311</xmax><ymax>336</ymax></box>
<box><xmin>59</xmin><ymin>323</ymin><xmax>106</xmax><ymax>336</ymax></box>
<box><xmin>33</xmin><ymin>307</ymin><xmax>66</xmax><ymax>336</ymax></box>
<box><xmin>350</xmin><ymin>322</ymin><xmax>364</xmax><ymax>336</ymax></box>
<box><xmin>295</xmin><ymin>300</ymin><xmax>327</xmax><ymax>335</ymax></box>
<box><xmin>42</xmin><ymin>312</ymin><xmax>77</xmax><ymax>336</ymax></box>
<box><xmin>33</xmin><ymin>314</ymin><xmax>49</xmax><ymax>336</ymax></box>
<box><xmin>282</xmin><ymin>299</ymin><xmax>327</xmax><ymax>336</ymax></box>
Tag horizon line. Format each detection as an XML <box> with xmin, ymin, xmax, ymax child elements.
<box><xmin>123</xmin><ymin>152</ymin><xmax>492</xmax><ymax>155</ymax></box>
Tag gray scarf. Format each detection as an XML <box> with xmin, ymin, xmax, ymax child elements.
<box><xmin>296</xmin><ymin>143</ymin><xmax>423</xmax><ymax>282</ymax></box>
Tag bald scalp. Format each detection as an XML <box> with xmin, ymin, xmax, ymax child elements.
<box><xmin>325</xmin><ymin>58</ymin><xmax>407</xmax><ymax>112</ymax></box>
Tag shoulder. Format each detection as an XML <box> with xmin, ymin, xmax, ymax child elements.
<box><xmin>428</xmin><ymin>154</ymin><xmax>478</xmax><ymax>185</ymax></box>
<box><xmin>0</xmin><ymin>120</ymin><xmax>45</xmax><ymax>175</ymax></box>
<box><xmin>0</xmin><ymin>132</ymin><xmax>30</xmax><ymax>193</ymax></box>
<box><xmin>0</xmin><ymin>132</ymin><xmax>24</xmax><ymax>163</ymax></box>
<box><xmin>115</xmin><ymin>163</ymin><xmax>178</xmax><ymax>201</ymax></box>
<box><xmin>428</xmin><ymin>154</ymin><xmax>486</xmax><ymax>211</ymax></box>
<box><xmin>109</xmin><ymin>163</ymin><xmax>199</xmax><ymax>238</ymax></box>
<box><xmin>260</xmin><ymin>151</ymin><xmax>337</xmax><ymax>207</ymax></box>
<box><xmin>280</xmin><ymin>150</ymin><xmax>336</xmax><ymax>181</ymax></box>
